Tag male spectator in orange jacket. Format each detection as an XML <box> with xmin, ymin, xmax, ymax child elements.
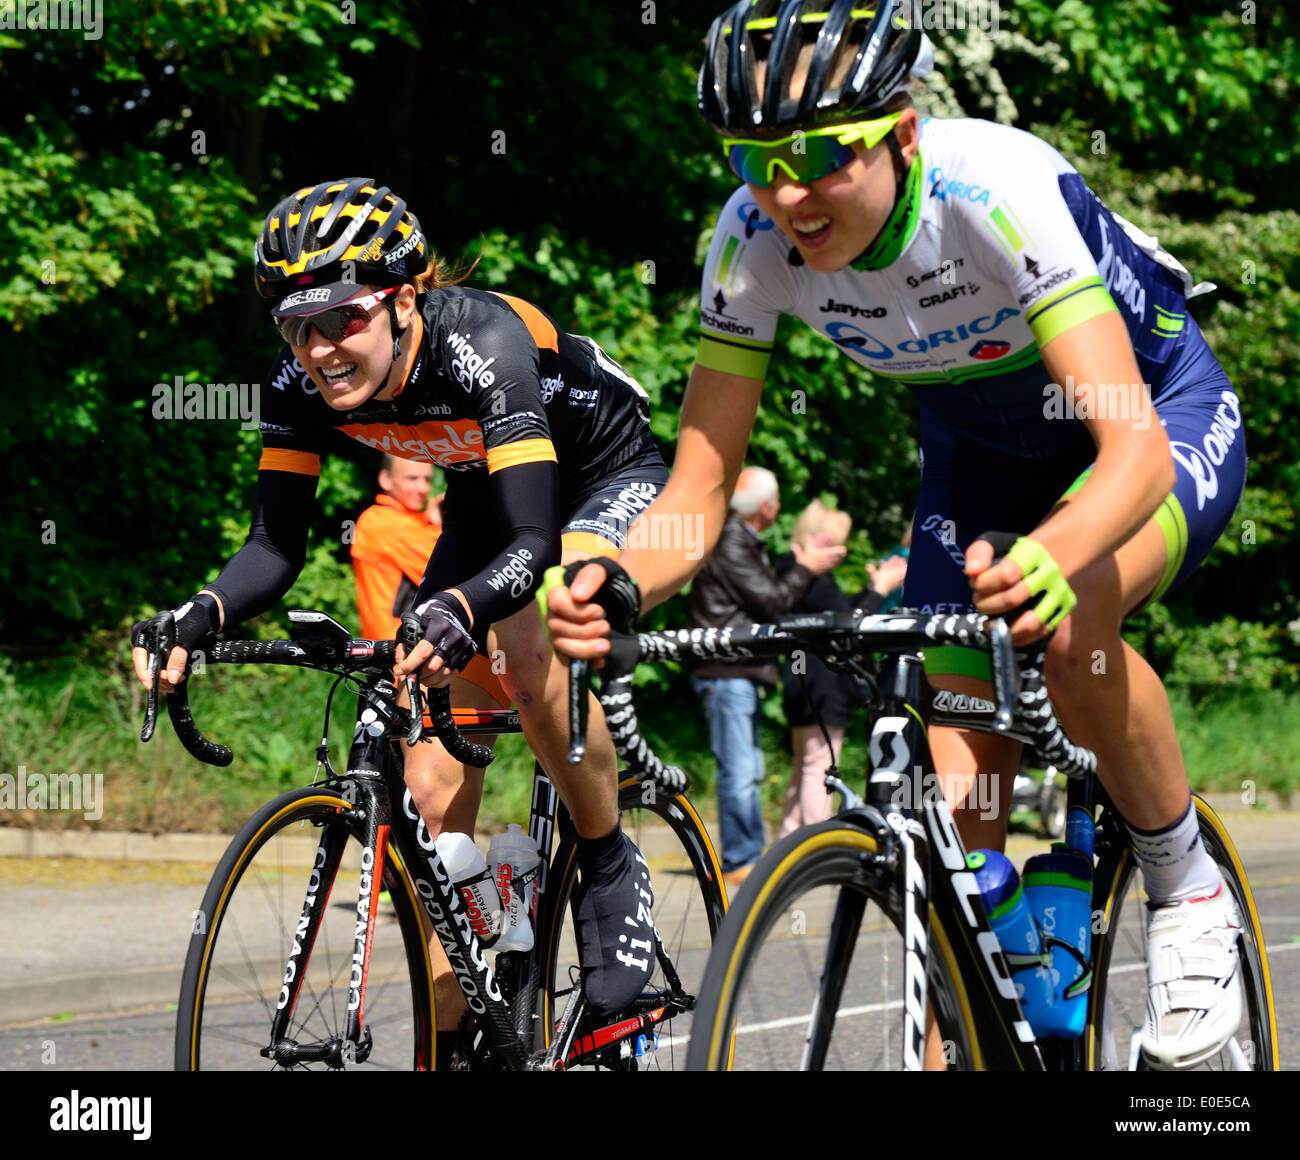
<box><xmin>351</xmin><ymin>454</ymin><xmax>443</xmax><ymax>641</ymax></box>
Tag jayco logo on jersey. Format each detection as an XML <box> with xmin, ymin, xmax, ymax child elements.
<box><xmin>447</xmin><ymin>331</ymin><xmax>497</xmax><ymax>390</ymax></box>
<box><xmin>1096</xmin><ymin>216</ymin><xmax>1147</xmax><ymax>323</ymax></box>
<box><xmin>738</xmin><ymin>201</ymin><xmax>776</xmax><ymax>237</ymax></box>
<box><xmin>1169</xmin><ymin>389</ymin><xmax>1242</xmax><ymax>511</ymax></box>
<box><xmin>826</xmin><ymin>307</ymin><xmax>1019</xmax><ymax>360</ymax></box>
<box><xmin>485</xmin><ymin>548</ymin><xmax>534</xmax><ymax>599</ymax></box>
<box><xmin>928</xmin><ymin>167</ymin><xmax>991</xmax><ymax>206</ymax></box>
<box><xmin>819</xmin><ymin>298</ymin><xmax>888</xmax><ymax>319</ymax></box>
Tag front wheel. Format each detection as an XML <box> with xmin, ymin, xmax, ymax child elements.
<box><xmin>685</xmin><ymin>819</ymin><xmax>975</xmax><ymax>1071</ymax></box>
<box><xmin>1087</xmin><ymin>795</ymin><xmax>1277</xmax><ymax>1071</ymax></box>
<box><xmin>537</xmin><ymin>776</ymin><xmax>728</xmax><ymax>1070</ymax></box>
<box><xmin>175</xmin><ymin>786</ymin><xmax>436</xmax><ymax>1070</ymax></box>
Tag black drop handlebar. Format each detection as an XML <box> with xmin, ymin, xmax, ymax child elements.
<box><xmin>137</xmin><ymin>609</ymin><xmax>495</xmax><ymax>770</ymax></box>
<box><xmin>567</xmin><ymin>610</ymin><xmax>1099</xmax><ymax>788</ymax></box>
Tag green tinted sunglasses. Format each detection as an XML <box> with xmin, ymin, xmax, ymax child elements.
<box><xmin>723</xmin><ymin>114</ymin><xmax>904</xmax><ymax>187</ymax></box>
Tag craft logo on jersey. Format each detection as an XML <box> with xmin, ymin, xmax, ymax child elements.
<box><xmin>928</xmin><ymin>167</ymin><xmax>991</xmax><ymax>206</ymax></box>
<box><xmin>825</xmin><ymin>306</ymin><xmax>1020</xmax><ymax>361</ymax></box>
<box><xmin>738</xmin><ymin>201</ymin><xmax>775</xmax><ymax>238</ymax></box>
<box><xmin>446</xmin><ymin>330</ymin><xmax>497</xmax><ymax>390</ymax></box>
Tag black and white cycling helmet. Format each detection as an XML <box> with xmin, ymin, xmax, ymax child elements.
<box><xmin>698</xmin><ymin>0</ymin><xmax>930</xmax><ymax>133</ymax></box>
<box><xmin>254</xmin><ymin>178</ymin><xmax>425</xmax><ymax>308</ymax></box>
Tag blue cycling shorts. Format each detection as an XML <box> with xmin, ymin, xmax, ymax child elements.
<box><xmin>905</xmin><ymin>317</ymin><xmax>1246</xmax><ymax>681</ymax></box>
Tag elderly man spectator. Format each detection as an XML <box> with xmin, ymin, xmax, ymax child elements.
<box><xmin>688</xmin><ymin>466</ymin><xmax>845</xmax><ymax>888</ymax></box>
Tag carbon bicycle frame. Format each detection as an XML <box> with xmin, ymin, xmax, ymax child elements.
<box><xmin>269</xmin><ymin>674</ymin><xmax>540</xmax><ymax>1069</ymax></box>
<box><xmin>847</xmin><ymin>650</ymin><xmax>1110</xmax><ymax>1071</ymax></box>
<box><xmin>266</xmin><ymin>676</ymin><xmax>691</xmax><ymax>1071</ymax></box>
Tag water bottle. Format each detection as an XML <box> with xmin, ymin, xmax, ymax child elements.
<box><xmin>1023</xmin><ymin>843</ymin><xmax>1092</xmax><ymax>1037</ymax></box>
<box><xmin>487</xmin><ymin>824</ymin><xmax>541</xmax><ymax>953</ymax></box>
<box><xmin>434</xmin><ymin>832</ymin><xmax>503</xmax><ymax>947</ymax></box>
<box><xmin>967</xmin><ymin>850</ymin><xmax>1054</xmax><ymax>1029</ymax></box>
<box><xmin>1066</xmin><ymin>805</ymin><xmax>1095</xmax><ymax>861</ymax></box>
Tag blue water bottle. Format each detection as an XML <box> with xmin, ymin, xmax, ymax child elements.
<box><xmin>1023</xmin><ymin>826</ymin><xmax>1093</xmax><ymax>1037</ymax></box>
<box><xmin>967</xmin><ymin>850</ymin><xmax>1054</xmax><ymax>1029</ymax></box>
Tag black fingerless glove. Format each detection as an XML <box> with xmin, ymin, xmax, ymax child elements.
<box><xmin>562</xmin><ymin>557</ymin><xmax>641</xmax><ymax>634</ymax></box>
<box><xmin>131</xmin><ymin>592</ymin><xmax>222</xmax><ymax>656</ymax></box>
<box><xmin>414</xmin><ymin>593</ymin><xmax>478</xmax><ymax>672</ymax></box>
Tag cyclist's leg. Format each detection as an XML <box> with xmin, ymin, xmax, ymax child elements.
<box><xmin>907</xmin><ymin>430</ymin><xmax>1088</xmax><ymax>1067</ymax></box>
<box><xmin>489</xmin><ymin>524</ymin><xmax>661</xmax><ymax>1018</ymax></box>
<box><xmin>486</xmin><ymin>542</ymin><xmax>621</xmax><ymax>838</ymax></box>
<box><xmin>489</xmin><ymin>453</ymin><xmax>669</xmax><ymax>837</ymax></box>
<box><xmin>402</xmin><ymin>672</ymin><xmax>504</xmax><ymax>1034</ymax></box>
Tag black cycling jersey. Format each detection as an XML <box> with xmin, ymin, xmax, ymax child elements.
<box><xmin>206</xmin><ymin>286</ymin><xmax>655</xmax><ymax>633</ymax></box>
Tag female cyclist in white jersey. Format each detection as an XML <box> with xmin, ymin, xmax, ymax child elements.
<box><xmin>547</xmin><ymin>0</ymin><xmax>1247</xmax><ymax>1070</ymax></box>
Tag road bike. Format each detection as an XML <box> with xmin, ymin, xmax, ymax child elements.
<box><xmin>568</xmin><ymin>609</ymin><xmax>1277</xmax><ymax>1072</ymax></box>
<box><xmin>137</xmin><ymin>608</ymin><xmax>726</xmax><ymax>1070</ymax></box>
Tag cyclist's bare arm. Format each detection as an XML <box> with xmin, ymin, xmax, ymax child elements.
<box><xmin>548</xmin><ymin>362</ymin><xmax>763</xmax><ymax>660</ymax></box>
<box><xmin>968</xmin><ymin>310</ymin><xmax>1176</xmax><ymax>622</ymax></box>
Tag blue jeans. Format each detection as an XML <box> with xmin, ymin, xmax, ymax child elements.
<box><xmin>692</xmin><ymin>676</ymin><xmax>765</xmax><ymax>872</ymax></box>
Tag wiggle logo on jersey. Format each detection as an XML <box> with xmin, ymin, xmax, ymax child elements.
<box><xmin>446</xmin><ymin>330</ymin><xmax>498</xmax><ymax>391</ymax></box>
<box><xmin>825</xmin><ymin>306</ymin><xmax>1020</xmax><ymax>361</ymax></box>
<box><xmin>540</xmin><ymin>373</ymin><xmax>564</xmax><ymax>404</ymax></box>
<box><xmin>269</xmin><ymin>356</ymin><xmax>318</xmax><ymax>396</ymax></box>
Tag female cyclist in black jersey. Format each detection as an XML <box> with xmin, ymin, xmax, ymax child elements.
<box><xmin>548</xmin><ymin>1</ymin><xmax>1248</xmax><ymax>1070</ymax></box>
<box><xmin>130</xmin><ymin>179</ymin><xmax>668</xmax><ymax>1048</ymax></box>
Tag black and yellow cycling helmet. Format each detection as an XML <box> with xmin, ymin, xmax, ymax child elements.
<box><xmin>698</xmin><ymin>0</ymin><xmax>925</xmax><ymax>133</ymax></box>
<box><xmin>254</xmin><ymin>178</ymin><xmax>425</xmax><ymax>307</ymax></box>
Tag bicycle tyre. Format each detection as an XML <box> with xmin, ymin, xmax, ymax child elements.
<box><xmin>537</xmin><ymin>775</ymin><xmax>728</xmax><ymax>1070</ymax></box>
<box><xmin>685</xmin><ymin>818</ymin><xmax>977</xmax><ymax>1071</ymax></box>
<box><xmin>1087</xmin><ymin>794</ymin><xmax>1278</xmax><ymax>1071</ymax></box>
<box><xmin>175</xmin><ymin>786</ymin><xmax>436</xmax><ymax>1070</ymax></box>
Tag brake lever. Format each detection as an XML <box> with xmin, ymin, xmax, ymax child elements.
<box><xmin>398</xmin><ymin>613</ymin><xmax>424</xmax><ymax>747</ymax></box>
<box><xmin>986</xmin><ymin>616</ymin><xmax>1018</xmax><ymax>733</ymax></box>
<box><xmin>567</xmin><ymin>658</ymin><xmax>591</xmax><ymax>766</ymax></box>
<box><xmin>139</xmin><ymin>611</ymin><xmax>176</xmax><ymax>743</ymax></box>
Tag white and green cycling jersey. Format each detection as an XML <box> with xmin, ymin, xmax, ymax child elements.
<box><xmin>698</xmin><ymin>116</ymin><xmax>1214</xmax><ymax>457</ymax></box>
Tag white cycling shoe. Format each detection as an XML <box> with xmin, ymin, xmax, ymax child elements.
<box><xmin>1141</xmin><ymin>880</ymin><xmax>1244</xmax><ymax>1069</ymax></box>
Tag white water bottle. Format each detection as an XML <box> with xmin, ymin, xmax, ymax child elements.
<box><xmin>434</xmin><ymin>832</ymin><xmax>503</xmax><ymax>947</ymax></box>
<box><xmin>488</xmin><ymin>824</ymin><xmax>541</xmax><ymax>953</ymax></box>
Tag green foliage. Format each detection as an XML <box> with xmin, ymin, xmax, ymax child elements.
<box><xmin>4</xmin><ymin>1</ymin><xmax>1298</xmax><ymax>833</ymax></box>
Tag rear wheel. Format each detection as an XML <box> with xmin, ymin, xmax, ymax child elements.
<box><xmin>685</xmin><ymin>819</ymin><xmax>975</xmax><ymax>1071</ymax></box>
<box><xmin>538</xmin><ymin>776</ymin><xmax>727</xmax><ymax>1070</ymax></box>
<box><xmin>175</xmin><ymin>787</ymin><xmax>436</xmax><ymax>1070</ymax></box>
<box><xmin>1087</xmin><ymin>795</ymin><xmax>1277</xmax><ymax>1071</ymax></box>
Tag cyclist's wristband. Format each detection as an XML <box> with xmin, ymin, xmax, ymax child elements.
<box><xmin>538</xmin><ymin>558</ymin><xmax>640</xmax><ymax>635</ymax></box>
<box><xmin>1006</xmin><ymin>538</ymin><xmax>1077</xmax><ymax>630</ymax></box>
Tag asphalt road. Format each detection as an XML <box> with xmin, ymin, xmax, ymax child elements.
<box><xmin>2</xmin><ymin>811</ymin><xmax>1296</xmax><ymax>1072</ymax></box>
